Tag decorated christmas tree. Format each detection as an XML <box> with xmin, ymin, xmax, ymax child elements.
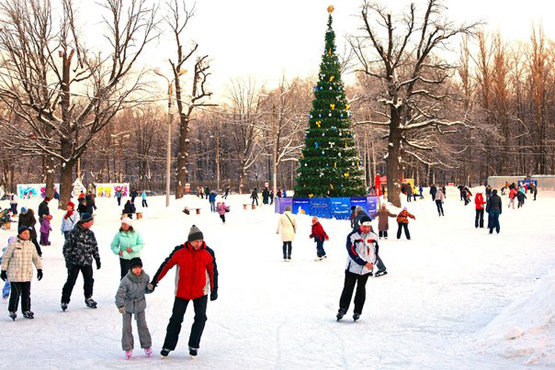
<box><xmin>294</xmin><ymin>6</ymin><xmax>366</xmax><ymax>198</ymax></box>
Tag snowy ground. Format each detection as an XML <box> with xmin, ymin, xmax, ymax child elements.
<box><xmin>0</xmin><ymin>187</ymin><xmax>553</xmax><ymax>369</ymax></box>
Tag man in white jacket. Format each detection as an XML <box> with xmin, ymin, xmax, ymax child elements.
<box><xmin>336</xmin><ymin>215</ymin><xmax>378</xmax><ymax>322</ymax></box>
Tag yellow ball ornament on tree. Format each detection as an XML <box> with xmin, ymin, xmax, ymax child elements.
<box><xmin>327</xmin><ymin>5</ymin><xmax>334</xmax><ymax>13</ymax></box>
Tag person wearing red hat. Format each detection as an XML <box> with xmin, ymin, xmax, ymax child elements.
<box><xmin>61</xmin><ymin>202</ymin><xmax>78</xmax><ymax>242</ymax></box>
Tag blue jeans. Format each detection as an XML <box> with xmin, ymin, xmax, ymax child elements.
<box><xmin>316</xmin><ymin>239</ymin><xmax>326</xmax><ymax>257</ymax></box>
<box><xmin>210</xmin><ymin>202</ymin><xmax>216</xmax><ymax>212</ymax></box>
<box><xmin>488</xmin><ymin>211</ymin><xmax>500</xmax><ymax>234</ymax></box>
<box><xmin>2</xmin><ymin>280</ymin><xmax>10</xmax><ymax>299</ymax></box>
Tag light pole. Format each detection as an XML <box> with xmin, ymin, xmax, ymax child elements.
<box><xmin>154</xmin><ymin>69</ymin><xmax>187</xmax><ymax>207</ymax></box>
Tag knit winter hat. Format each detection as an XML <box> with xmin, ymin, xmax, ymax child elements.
<box><xmin>17</xmin><ymin>226</ymin><xmax>31</xmax><ymax>235</ymax></box>
<box><xmin>67</xmin><ymin>201</ymin><xmax>75</xmax><ymax>208</ymax></box>
<box><xmin>129</xmin><ymin>258</ymin><xmax>143</xmax><ymax>269</ymax></box>
<box><xmin>359</xmin><ymin>216</ymin><xmax>372</xmax><ymax>226</ymax></box>
<box><xmin>121</xmin><ymin>217</ymin><xmax>133</xmax><ymax>227</ymax></box>
<box><xmin>188</xmin><ymin>224</ymin><xmax>204</xmax><ymax>242</ymax></box>
<box><xmin>403</xmin><ymin>207</ymin><xmax>407</xmax><ymax>211</ymax></box>
<box><xmin>21</xmin><ymin>207</ymin><xmax>28</xmax><ymax>213</ymax></box>
<box><xmin>80</xmin><ymin>213</ymin><xmax>93</xmax><ymax>223</ymax></box>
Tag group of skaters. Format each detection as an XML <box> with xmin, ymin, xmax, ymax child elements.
<box><xmin>0</xmin><ymin>179</ymin><xmax>543</xmax><ymax>359</ymax></box>
<box><xmin>1</xmin><ymin>192</ymin><xmax>219</xmax><ymax>360</ymax></box>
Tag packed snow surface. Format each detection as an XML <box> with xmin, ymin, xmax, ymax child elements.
<box><xmin>0</xmin><ymin>187</ymin><xmax>554</xmax><ymax>369</ymax></box>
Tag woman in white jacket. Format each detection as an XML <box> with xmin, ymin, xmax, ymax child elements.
<box><xmin>276</xmin><ymin>206</ymin><xmax>297</xmax><ymax>261</ymax></box>
<box><xmin>61</xmin><ymin>202</ymin><xmax>78</xmax><ymax>242</ymax></box>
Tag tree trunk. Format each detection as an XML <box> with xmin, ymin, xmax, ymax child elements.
<box><xmin>175</xmin><ymin>112</ymin><xmax>190</xmax><ymax>199</ymax></box>
<box><xmin>45</xmin><ymin>155</ymin><xmax>56</xmax><ymax>199</ymax></box>
<box><xmin>59</xmin><ymin>160</ymin><xmax>74</xmax><ymax>209</ymax></box>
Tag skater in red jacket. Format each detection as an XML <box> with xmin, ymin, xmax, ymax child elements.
<box><xmin>150</xmin><ymin>225</ymin><xmax>218</xmax><ymax>358</ymax></box>
<box><xmin>309</xmin><ymin>217</ymin><xmax>329</xmax><ymax>261</ymax></box>
<box><xmin>474</xmin><ymin>192</ymin><xmax>486</xmax><ymax>228</ymax></box>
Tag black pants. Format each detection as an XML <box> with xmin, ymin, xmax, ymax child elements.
<box><xmin>142</xmin><ymin>199</ymin><xmax>148</xmax><ymax>207</ymax></box>
<box><xmin>219</xmin><ymin>214</ymin><xmax>226</xmax><ymax>223</ymax></box>
<box><xmin>436</xmin><ymin>200</ymin><xmax>444</xmax><ymax>216</ymax></box>
<box><xmin>120</xmin><ymin>258</ymin><xmax>133</xmax><ymax>280</ymax></box>
<box><xmin>31</xmin><ymin>237</ymin><xmax>42</xmax><ymax>257</ymax></box>
<box><xmin>117</xmin><ymin>197</ymin><xmax>122</xmax><ymax>206</ymax></box>
<box><xmin>9</xmin><ymin>282</ymin><xmax>31</xmax><ymax>313</ymax></box>
<box><xmin>397</xmin><ymin>223</ymin><xmax>411</xmax><ymax>239</ymax></box>
<box><xmin>61</xmin><ymin>264</ymin><xmax>94</xmax><ymax>304</ymax></box>
<box><xmin>163</xmin><ymin>295</ymin><xmax>208</xmax><ymax>350</ymax></box>
<box><xmin>376</xmin><ymin>255</ymin><xmax>386</xmax><ymax>272</ymax></box>
<box><xmin>282</xmin><ymin>241</ymin><xmax>292</xmax><ymax>259</ymax></box>
<box><xmin>252</xmin><ymin>198</ymin><xmax>258</xmax><ymax>206</ymax></box>
<box><xmin>315</xmin><ymin>239</ymin><xmax>326</xmax><ymax>257</ymax></box>
<box><xmin>339</xmin><ymin>270</ymin><xmax>371</xmax><ymax>315</ymax></box>
<box><xmin>378</xmin><ymin>230</ymin><xmax>388</xmax><ymax>238</ymax></box>
<box><xmin>475</xmin><ymin>209</ymin><xmax>484</xmax><ymax>228</ymax></box>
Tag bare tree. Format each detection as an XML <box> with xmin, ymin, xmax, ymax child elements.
<box><xmin>0</xmin><ymin>0</ymin><xmax>156</xmax><ymax>207</ymax></box>
<box><xmin>262</xmin><ymin>77</ymin><xmax>307</xmax><ymax>196</ymax></box>
<box><xmin>350</xmin><ymin>0</ymin><xmax>478</xmax><ymax>206</ymax></box>
<box><xmin>164</xmin><ymin>0</ymin><xmax>216</xmax><ymax>198</ymax></box>
<box><xmin>225</xmin><ymin>79</ymin><xmax>264</xmax><ymax>193</ymax></box>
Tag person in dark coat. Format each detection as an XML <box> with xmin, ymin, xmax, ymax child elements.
<box><xmin>516</xmin><ymin>190</ymin><xmax>527</xmax><ymax>208</ymax></box>
<box><xmin>18</xmin><ymin>208</ymin><xmax>42</xmax><ymax>257</ymax></box>
<box><xmin>123</xmin><ymin>200</ymin><xmax>136</xmax><ymax>218</ymax></box>
<box><xmin>486</xmin><ymin>190</ymin><xmax>502</xmax><ymax>234</ymax></box>
<box><xmin>86</xmin><ymin>192</ymin><xmax>97</xmax><ymax>210</ymax></box>
<box><xmin>262</xmin><ymin>188</ymin><xmax>270</xmax><ymax>205</ymax></box>
<box><xmin>149</xmin><ymin>225</ymin><xmax>218</xmax><ymax>358</ymax></box>
<box><xmin>38</xmin><ymin>197</ymin><xmax>51</xmax><ymax>219</ymax></box>
<box><xmin>429</xmin><ymin>185</ymin><xmax>437</xmax><ymax>201</ymax></box>
<box><xmin>61</xmin><ymin>213</ymin><xmax>101</xmax><ymax>310</ymax></box>
<box><xmin>223</xmin><ymin>186</ymin><xmax>230</xmax><ymax>199</ymax></box>
<box><xmin>250</xmin><ymin>189</ymin><xmax>259</xmax><ymax>206</ymax></box>
<box><xmin>77</xmin><ymin>198</ymin><xmax>93</xmax><ymax>218</ymax></box>
<box><xmin>130</xmin><ymin>189</ymin><xmax>138</xmax><ymax>204</ymax></box>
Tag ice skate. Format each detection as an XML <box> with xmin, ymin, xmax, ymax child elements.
<box><xmin>124</xmin><ymin>350</ymin><xmax>132</xmax><ymax>359</ymax></box>
<box><xmin>85</xmin><ymin>298</ymin><xmax>97</xmax><ymax>308</ymax></box>
<box><xmin>9</xmin><ymin>311</ymin><xmax>16</xmax><ymax>321</ymax></box>
<box><xmin>144</xmin><ymin>348</ymin><xmax>152</xmax><ymax>357</ymax></box>
<box><xmin>23</xmin><ymin>311</ymin><xmax>34</xmax><ymax>319</ymax></box>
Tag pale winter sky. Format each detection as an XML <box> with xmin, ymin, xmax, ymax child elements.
<box><xmin>78</xmin><ymin>0</ymin><xmax>553</xmax><ymax>101</ymax></box>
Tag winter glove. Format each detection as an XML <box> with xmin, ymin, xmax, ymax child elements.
<box><xmin>325</xmin><ymin>236</ymin><xmax>329</xmax><ymax>241</ymax></box>
<box><xmin>65</xmin><ymin>261</ymin><xmax>72</xmax><ymax>269</ymax></box>
<box><xmin>146</xmin><ymin>284</ymin><xmax>155</xmax><ymax>293</ymax></box>
<box><xmin>126</xmin><ymin>248</ymin><xmax>132</xmax><ymax>253</ymax></box>
<box><xmin>37</xmin><ymin>269</ymin><xmax>43</xmax><ymax>281</ymax></box>
<box><xmin>0</xmin><ymin>270</ymin><xmax>6</xmax><ymax>281</ymax></box>
<box><xmin>95</xmin><ymin>259</ymin><xmax>101</xmax><ymax>270</ymax></box>
<box><xmin>118</xmin><ymin>307</ymin><xmax>126</xmax><ymax>314</ymax></box>
<box><xmin>210</xmin><ymin>290</ymin><xmax>218</xmax><ymax>301</ymax></box>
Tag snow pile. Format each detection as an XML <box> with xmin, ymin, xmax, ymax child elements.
<box><xmin>477</xmin><ymin>271</ymin><xmax>555</xmax><ymax>366</ymax></box>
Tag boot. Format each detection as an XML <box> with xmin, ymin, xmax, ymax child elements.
<box><xmin>189</xmin><ymin>347</ymin><xmax>198</xmax><ymax>357</ymax></box>
<box><xmin>9</xmin><ymin>311</ymin><xmax>16</xmax><ymax>321</ymax></box>
<box><xmin>61</xmin><ymin>302</ymin><xmax>68</xmax><ymax>311</ymax></box>
<box><xmin>336</xmin><ymin>309</ymin><xmax>346</xmax><ymax>321</ymax></box>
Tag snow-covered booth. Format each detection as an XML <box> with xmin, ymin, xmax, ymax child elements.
<box><xmin>274</xmin><ymin>196</ymin><xmax>380</xmax><ymax>220</ymax></box>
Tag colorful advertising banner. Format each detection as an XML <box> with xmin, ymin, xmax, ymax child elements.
<box><xmin>275</xmin><ymin>197</ymin><xmax>293</xmax><ymax>214</ymax></box>
<box><xmin>518</xmin><ymin>180</ymin><xmax>537</xmax><ymax>188</ymax></box>
<box><xmin>95</xmin><ymin>183</ymin><xmax>130</xmax><ymax>198</ymax></box>
<box><xmin>330</xmin><ymin>197</ymin><xmax>351</xmax><ymax>220</ymax></box>
<box><xmin>292</xmin><ymin>198</ymin><xmax>310</xmax><ymax>215</ymax></box>
<box><xmin>17</xmin><ymin>184</ymin><xmax>60</xmax><ymax>199</ymax></box>
<box><xmin>309</xmin><ymin>198</ymin><xmax>331</xmax><ymax>219</ymax></box>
